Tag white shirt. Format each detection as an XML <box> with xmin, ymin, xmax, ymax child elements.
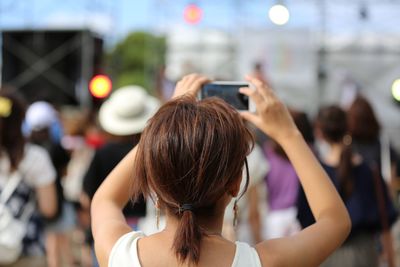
<box><xmin>0</xmin><ymin>144</ymin><xmax>56</xmax><ymax>188</ymax></box>
<box><xmin>109</xmin><ymin>231</ymin><xmax>262</xmax><ymax>267</ymax></box>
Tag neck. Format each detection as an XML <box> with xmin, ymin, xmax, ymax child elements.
<box><xmin>162</xmin><ymin>207</ymin><xmax>226</xmax><ymax>237</ymax></box>
<box><xmin>324</xmin><ymin>142</ymin><xmax>344</xmax><ymax>166</ymax></box>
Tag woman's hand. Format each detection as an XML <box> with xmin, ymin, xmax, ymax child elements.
<box><xmin>172</xmin><ymin>73</ymin><xmax>211</xmax><ymax>99</ymax></box>
<box><xmin>240</xmin><ymin>75</ymin><xmax>299</xmax><ymax>143</ymax></box>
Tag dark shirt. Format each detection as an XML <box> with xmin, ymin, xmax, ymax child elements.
<box><xmin>297</xmin><ymin>161</ymin><xmax>397</xmax><ymax>237</ymax></box>
<box><xmin>33</xmin><ymin>140</ymin><xmax>70</xmax><ymax>220</ymax></box>
<box><xmin>83</xmin><ymin>141</ymin><xmax>146</xmax><ymax>217</ymax></box>
<box><xmin>352</xmin><ymin>139</ymin><xmax>398</xmax><ymax>171</ymax></box>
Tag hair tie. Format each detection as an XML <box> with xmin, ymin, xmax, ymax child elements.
<box><xmin>179</xmin><ymin>203</ymin><xmax>194</xmax><ymax>214</ymax></box>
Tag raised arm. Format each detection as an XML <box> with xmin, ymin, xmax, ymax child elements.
<box><xmin>91</xmin><ymin>147</ymin><xmax>138</xmax><ymax>266</ymax></box>
<box><xmin>91</xmin><ymin>74</ymin><xmax>210</xmax><ymax>267</ymax></box>
<box><xmin>240</xmin><ymin>76</ymin><xmax>351</xmax><ymax>267</ymax></box>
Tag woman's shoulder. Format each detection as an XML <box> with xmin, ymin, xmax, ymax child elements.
<box><xmin>109</xmin><ymin>231</ymin><xmax>145</xmax><ymax>267</ymax></box>
<box><xmin>23</xmin><ymin>143</ymin><xmax>51</xmax><ymax>161</ymax></box>
<box><xmin>233</xmin><ymin>241</ymin><xmax>262</xmax><ymax>267</ymax></box>
<box><xmin>19</xmin><ymin>144</ymin><xmax>56</xmax><ymax>187</ymax></box>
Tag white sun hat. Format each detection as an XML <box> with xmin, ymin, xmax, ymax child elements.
<box><xmin>99</xmin><ymin>85</ymin><xmax>160</xmax><ymax>136</ymax></box>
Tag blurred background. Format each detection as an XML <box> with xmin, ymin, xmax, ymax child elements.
<box><xmin>1</xmin><ymin>1</ymin><xmax>400</xmax><ymax>267</ymax></box>
<box><xmin>1</xmin><ymin>0</ymin><xmax>399</xmax><ymax>148</ymax></box>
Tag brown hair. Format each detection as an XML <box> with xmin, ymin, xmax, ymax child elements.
<box><xmin>348</xmin><ymin>96</ymin><xmax>380</xmax><ymax>142</ymax></box>
<box><xmin>0</xmin><ymin>87</ymin><xmax>27</xmax><ymax>170</ymax></box>
<box><xmin>317</xmin><ymin>106</ymin><xmax>354</xmax><ymax>199</ymax></box>
<box><xmin>132</xmin><ymin>96</ymin><xmax>254</xmax><ymax>264</ymax></box>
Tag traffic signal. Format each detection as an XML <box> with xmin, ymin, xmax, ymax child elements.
<box><xmin>89</xmin><ymin>75</ymin><xmax>112</xmax><ymax>99</ymax></box>
<box><xmin>184</xmin><ymin>4</ymin><xmax>203</xmax><ymax>24</ymax></box>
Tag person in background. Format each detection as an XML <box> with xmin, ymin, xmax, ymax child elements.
<box><xmin>0</xmin><ymin>88</ymin><xmax>57</xmax><ymax>267</ymax></box>
<box><xmin>155</xmin><ymin>65</ymin><xmax>175</xmax><ymax>102</ymax></box>
<box><xmin>347</xmin><ymin>96</ymin><xmax>399</xmax><ymax>266</ymax></box>
<box><xmin>91</xmin><ymin>74</ymin><xmax>350</xmax><ymax>267</ymax></box>
<box><xmin>263</xmin><ymin>110</ymin><xmax>314</xmax><ymax>239</ymax></box>
<box><xmin>61</xmin><ymin>110</ymin><xmax>95</xmax><ymax>267</ymax></box>
<box><xmin>82</xmin><ymin>85</ymin><xmax>160</xmax><ymax>266</ymax></box>
<box><xmin>251</xmin><ymin>62</ymin><xmax>271</xmax><ymax>89</ymax></box>
<box><xmin>297</xmin><ymin>105</ymin><xmax>396</xmax><ymax>267</ymax></box>
<box><xmin>348</xmin><ymin>96</ymin><xmax>398</xmax><ymax>187</ymax></box>
<box><xmin>25</xmin><ymin>101</ymin><xmax>74</xmax><ymax>267</ymax></box>
<box><xmin>250</xmin><ymin>62</ymin><xmax>272</xmax><ymax>147</ymax></box>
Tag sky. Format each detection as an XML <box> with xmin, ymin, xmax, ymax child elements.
<box><xmin>1</xmin><ymin>0</ymin><xmax>400</xmax><ymax>46</ymax></box>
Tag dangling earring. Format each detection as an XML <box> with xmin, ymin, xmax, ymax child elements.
<box><xmin>233</xmin><ymin>199</ymin><xmax>239</xmax><ymax>228</ymax></box>
<box><xmin>155</xmin><ymin>197</ymin><xmax>160</xmax><ymax>229</ymax></box>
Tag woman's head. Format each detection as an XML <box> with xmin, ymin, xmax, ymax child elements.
<box><xmin>348</xmin><ymin>96</ymin><xmax>380</xmax><ymax>142</ymax></box>
<box><xmin>0</xmin><ymin>87</ymin><xmax>27</xmax><ymax>170</ymax></box>
<box><xmin>133</xmin><ymin>96</ymin><xmax>254</xmax><ymax>263</ymax></box>
<box><xmin>316</xmin><ymin>105</ymin><xmax>347</xmax><ymax>144</ymax></box>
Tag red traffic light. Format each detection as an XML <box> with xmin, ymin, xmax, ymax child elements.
<box><xmin>184</xmin><ymin>4</ymin><xmax>202</xmax><ymax>24</ymax></box>
<box><xmin>89</xmin><ymin>75</ymin><xmax>112</xmax><ymax>98</ymax></box>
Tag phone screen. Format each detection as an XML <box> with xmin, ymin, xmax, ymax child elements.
<box><xmin>201</xmin><ymin>83</ymin><xmax>249</xmax><ymax>110</ymax></box>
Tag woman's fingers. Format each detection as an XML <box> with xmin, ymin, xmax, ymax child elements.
<box><xmin>240</xmin><ymin>111</ymin><xmax>261</xmax><ymax>126</ymax></box>
<box><xmin>239</xmin><ymin>87</ymin><xmax>263</xmax><ymax>108</ymax></box>
<box><xmin>188</xmin><ymin>75</ymin><xmax>210</xmax><ymax>95</ymax></box>
<box><xmin>245</xmin><ymin>75</ymin><xmax>274</xmax><ymax>100</ymax></box>
<box><xmin>173</xmin><ymin>73</ymin><xmax>210</xmax><ymax>98</ymax></box>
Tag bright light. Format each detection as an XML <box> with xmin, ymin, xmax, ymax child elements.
<box><xmin>184</xmin><ymin>4</ymin><xmax>202</xmax><ymax>24</ymax></box>
<box><xmin>269</xmin><ymin>4</ymin><xmax>290</xmax><ymax>25</ymax></box>
<box><xmin>392</xmin><ymin>79</ymin><xmax>400</xmax><ymax>102</ymax></box>
<box><xmin>89</xmin><ymin>75</ymin><xmax>112</xmax><ymax>98</ymax></box>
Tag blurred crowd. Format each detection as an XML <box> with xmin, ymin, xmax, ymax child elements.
<box><xmin>0</xmin><ymin>67</ymin><xmax>400</xmax><ymax>267</ymax></box>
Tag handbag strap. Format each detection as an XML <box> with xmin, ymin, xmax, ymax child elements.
<box><xmin>372</xmin><ymin>165</ymin><xmax>396</xmax><ymax>267</ymax></box>
<box><xmin>0</xmin><ymin>171</ymin><xmax>35</xmax><ymax>223</ymax></box>
<box><xmin>19</xmin><ymin>198</ymin><xmax>35</xmax><ymax>223</ymax></box>
<box><xmin>0</xmin><ymin>171</ymin><xmax>23</xmax><ymax>205</ymax></box>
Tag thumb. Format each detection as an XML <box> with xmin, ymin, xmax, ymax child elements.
<box><xmin>240</xmin><ymin>111</ymin><xmax>261</xmax><ymax>126</ymax></box>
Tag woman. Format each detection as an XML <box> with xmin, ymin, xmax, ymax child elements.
<box><xmin>348</xmin><ymin>96</ymin><xmax>398</xmax><ymax>266</ymax></box>
<box><xmin>263</xmin><ymin>111</ymin><xmax>314</xmax><ymax>240</ymax></box>
<box><xmin>92</xmin><ymin>74</ymin><xmax>351</xmax><ymax>267</ymax></box>
<box><xmin>25</xmin><ymin>101</ymin><xmax>74</xmax><ymax>267</ymax></box>
<box><xmin>348</xmin><ymin>96</ymin><xmax>398</xmax><ymax>186</ymax></box>
<box><xmin>298</xmin><ymin>105</ymin><xmax>394</xmax><ymax>267</ymax></box>
<box><xmin>0</xmin><ymin>88</ymin><xmax>58</xmax><ymax>267</ymax></box>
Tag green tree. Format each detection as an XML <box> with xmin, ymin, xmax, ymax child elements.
<box><xmin>107</xmin><ymin>31</ymin><xmax>166</xmax><ymax>94</ymax></box>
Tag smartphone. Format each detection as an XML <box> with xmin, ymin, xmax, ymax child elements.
<box><xmin>200</xmin><ymin>82</ymin><xmax>254</xmax><ymax>111</ymax></box>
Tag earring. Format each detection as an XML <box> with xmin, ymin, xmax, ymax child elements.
<box><xmin>233</xmin><ymin>199</ymin><xmax>239</xmax><ymax>228</ymax></box>
<box><xmin>155</xmin><ymin>197</ymin><xmax>160</xmax><ymax>230</ymax></box>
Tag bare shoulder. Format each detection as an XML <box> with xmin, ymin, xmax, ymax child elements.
<box><xmin>93</xmin><ymin>219</ymin><xmax>132</xmax><ymax>266</ymax></box>
<box><xmin>255</xmin><ymin>239</ymin><xmax>286</xmax><ymax>267</ymax></box>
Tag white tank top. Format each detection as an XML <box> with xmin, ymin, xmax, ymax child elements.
<box><xmin>109</xmin><ymin>231</ymin><xmax>262</xmax><ymax>267</ymax></box>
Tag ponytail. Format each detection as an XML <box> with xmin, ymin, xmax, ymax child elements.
<box><xmin>173</xmin><ymin>209</ymin><xmax>203</xmax><ymax>264</ymax></box>
<box><xmin>317</xmin><ymin>106</ymin><xmax>354</xmax><ymax>199</ymax></box>
<box><xmin>337</xmin><ymin>137</ymin><xmax>354</xmax><ymax>199</ymax></box>
<box><xmin>171</xmin><ymin>159</ymin><xmax>250</xmax><ymax>265</ymax></box>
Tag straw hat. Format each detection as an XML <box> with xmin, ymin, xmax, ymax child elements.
<box><xmin>99</xmin><ymin>85</ymin><xmax>160</xmax><ymax>136</ymax></box>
